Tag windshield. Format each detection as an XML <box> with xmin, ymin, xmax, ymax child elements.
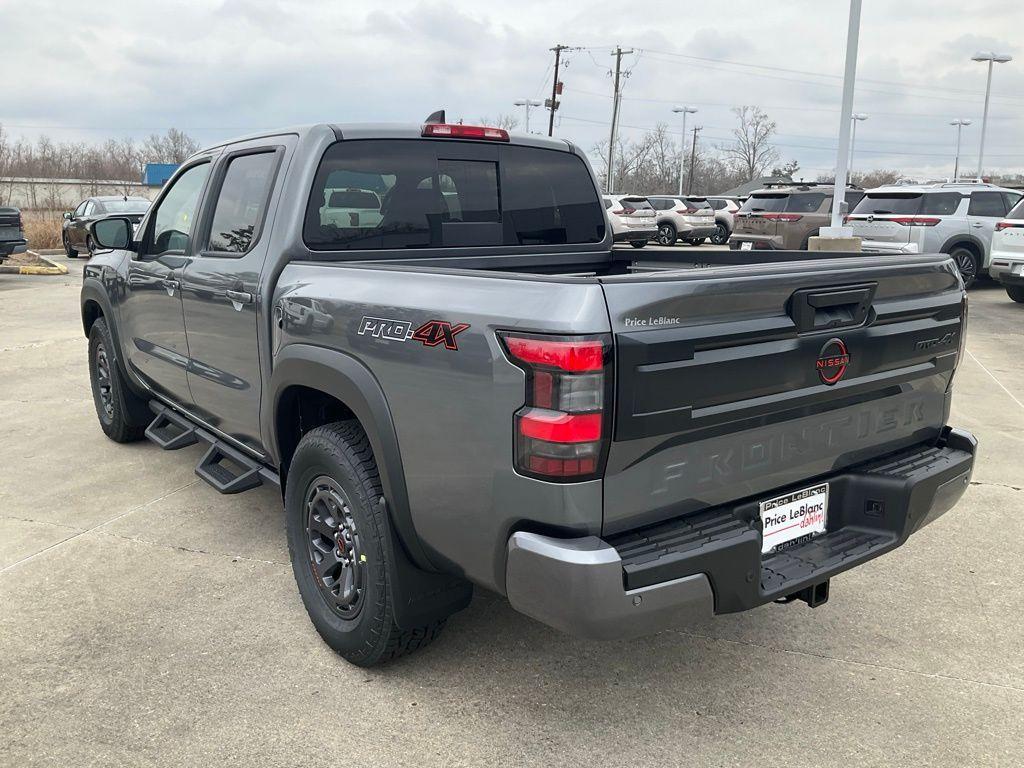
<box><xmin>741</xmin><ymin>194</ymin><xmax>788</xmax><ymax>213</ymax></box>
<box><xmin>103</xmin><ymin>199</ymin><xmax>151</xmax><ymax>213</ymax></box>
<box><xmin>852</xmin><ymin>194</ymin><xmax>923</xmax><ymax>215</ymax></box>
<box><xmin>305</xmin><ymin>140</ymin><xmax>605</xmax><ymax>251</ymax></box>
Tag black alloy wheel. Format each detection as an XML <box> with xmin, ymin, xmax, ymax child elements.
<box><xmin>305</xmin><ymin>475</ymin><xmax>365</xmax><ymax>619</ymax></box>
<box><xmin>94</xmin><ymin>340</ymin><xmax>115</xmax><ymax>422</ymax></box>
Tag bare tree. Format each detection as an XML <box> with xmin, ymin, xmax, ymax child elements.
<box><xmin>721</xmin><ymin>106</ymin><xmax>779</xmax><ymax>182</ymax></box>
<box><xmin>477</xmin><ymin>114</ymin><xmax>520</xmax><ymax>131</ymax></box>
<box><xmin>142</xmin><ymin>128</ymin><xmax>200</xmax><ymax>164</ymax></box>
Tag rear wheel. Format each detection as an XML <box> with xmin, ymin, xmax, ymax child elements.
<box><xmin>656</xmin><ymin>223</ymin><xmax>677</xmax><ymax>246</ymax></box>
<box><xmin>1006</xmin><ymin>285</ymin><xmax>1024</xmax><ymax>303</ymax></box>
<box><xmin>63</xmin><ymin>233</ymin><xmax>78</xmax><ymax>258</ymax></box>
<box><xmin>949</xmin><ymin>245</ymin><xmax>979</xmax><ymax>288</ymax></box>
<box><xmin>285</xmin><ymin>421</ymin><xmax>448</xmax><ymax>667</ymax></box>
<box><xmin>88</xmin><ymin>317</ymin><xmax>148</xmax><ymax>443</ymax></box>
<box><xmin>630</xmin><ymin>240</ymin><xmax>648</xmax><ymax>249</ymax></box>
<box><xmin>710</xmin><ymin>223</ymin><xmax>729</xmax><ymax>245</ymax></box>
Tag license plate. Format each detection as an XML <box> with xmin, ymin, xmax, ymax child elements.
<box><xmin>759</xmin><ymin>483</ymin><xmax>828</xmax><ymax>554</ymax></box>
<box><xmin>740</xmin><ymin>241</ymin><xmax>753</xmax><ymax>251</ymax></box>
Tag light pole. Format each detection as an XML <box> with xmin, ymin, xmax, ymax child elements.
<box><xmin>950</xmin><ymin>118</ymin><xmax>971</xmax><ymax>181</ymax></box>
<box><xmin>513</xmin><ymin>99</ymin><xmax>543</xmax><ymax>133</ymax></box>
<box><xmin>971</xmin><ymin>52</ymin><xmax>1012</xmax><ymax>178</ymax></box>
<box><xmin>672</xmin><ymin>106</ymin><xmax>698</xmax><ymax>196</ymax></box>
<box><xmin>826</xmin><ymin>0</ymin><xmax>862</xmax><ymax>235</ymax></box>
<box><xmin>849</xmin><ymin>113</ymin><xmax>868</xmax><ymax>178</ymax></box>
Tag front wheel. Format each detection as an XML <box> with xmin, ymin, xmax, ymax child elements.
<box><xmin>285</xmin><ymin>422</ymin><xmax>448</xmax><ymax>667</ymax></box>
<box><xmin>656</xmin><ymin>223</ymin><xmax>677</xmax><ymax>246</ymax></box>
<box><xmin>1006</xmin><ymin>285</ymin><xmax>1024</xmax><ymax>303</ymax></box>
<box><xmin>630</xmin><ymin>240</ymin><xmax>648</xmax><ymax>249</ymax></box>
<box><xmin>88</xmin><ymin>317</ymin><xmax>148</xmax><ymax>442</ymax></box>
<box><xmin>950</xmin><ymin>246</ymin><xmax>979</xmax><ymax>289</ymax></box>
<box><xmin>710</xmin><ymin>223</ymin><xmax>729</xmax><ymax>245</ymax></box>
<box><xmin>63</xmin><ymin>233</ymin><xmax>78</xmax><ymax>258</ymax></box>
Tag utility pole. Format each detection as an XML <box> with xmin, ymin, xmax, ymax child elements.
<box><xmin>950</xmin><ymin>118</ymin><xmax>971</xmax><ymax>181</ymax></box>
<box><xmin>605</xmin><ymin>46</ymin><xmax>633</xmax><ymax>194</ymax></box>
<box><xmin>826</xmin><ymin>0</ymin><xmax>862</xmax><ymax>234</ymax></box>
<box><xmin>672</xmin><ymin>106</ymin><xmax>697</xmax><ymax>196</ymax></box>
<box><xmin>687</xmin><ymin>126</ymin><xmax>701</xmax><ymax>194</ymax></box>
<box><xmin>972</xmin><ymin>52</ymin><xmax>1013</xmax><ymax>178</ymax></box>
<box><xmin>548</xmin><ymin>44</ymin><xmax>569</xmax><ymax>137</ymax></box>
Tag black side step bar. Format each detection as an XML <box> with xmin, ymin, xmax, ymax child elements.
<box><xmin>145</xmin><ymin>405</ymin><xmax>198</xmax><ymax>450</ymax></box>
<box><xmin>145</xmin><ymin>401</ymin><xmax>279</xmax><ymax>494</ymax></box>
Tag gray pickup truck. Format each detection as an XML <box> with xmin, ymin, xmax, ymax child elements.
<box><xmin>80</xmin><ymin>117</ymin><xmax>976</xmax><ymax>667</ymax></box>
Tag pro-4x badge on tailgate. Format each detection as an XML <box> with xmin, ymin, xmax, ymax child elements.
<box><xmin>358</xmin><ymin>316</ymin><xmax>470</xmax><ymax>351</ymax></box>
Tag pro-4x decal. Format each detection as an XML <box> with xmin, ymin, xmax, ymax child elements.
<box><xmin>358</xmin><ymin>316</ymin><xmax>470</xmax><ymax>351</ymax></box>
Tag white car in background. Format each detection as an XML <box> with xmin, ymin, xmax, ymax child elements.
<box><xmin>646</xmin><ymin>196</ymin><xmax>717</xmax><ymax>246</ymax></box>
<box><xmin>706</xmin><ymin>196</ymin><xmax>742</xmax><ymax>244</ymax></box>
<box><xmin>319</xmin><ymin>188</ymin><xmax>383</xmax><ymax>230</ymax></box>
<box><xmin>988</xmin><ymin>196</ymin><xmax>1024</xmax><ymax>303</ymax></box>
<box><xmin>603</xmin><ymin>195</ymin><xmax>658</xmax><ymax>248</ymax></box>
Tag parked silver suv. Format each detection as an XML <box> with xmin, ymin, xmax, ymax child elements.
<box><xmin>847</xmin><ymin>181</ymin><xmax>1022</xmax><ymax>287</ymax></box>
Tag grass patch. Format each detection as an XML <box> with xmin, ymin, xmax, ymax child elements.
<box><xmin>21</xmin><ymin>210</ymin><xmax>64</xmax><ymax>250</ymax></box>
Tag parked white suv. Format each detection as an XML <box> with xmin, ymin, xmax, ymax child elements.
<box><xmin>706</xmin><ymin>196</ymin><xmax>741</xmax><ymax>244</ymax></box>
<box><xmin>645</xmin><ymin>196</ymin><xmax>717</xmax><ymax>246</ymax></box>
<box><xmin>603</xmin><ymin>195</ymin><xmax>658</xmax><ymax>248</ymax></box>
<box><xmin>847</xmin><ymin>182</ymin><xmax>1022</xmax><ymax>287</ymax></box>
<box><xmin>989</xmin><ymin>196</ymin><xmax>1024</xmax><ymax>302</ymax></box>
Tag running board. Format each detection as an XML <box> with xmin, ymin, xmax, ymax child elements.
<box><xmin>195</xmin><ymin>441</ymin><xmax>263</xmax><ymax>494</ymax></box>
<box><xmin>145</xmin><ymin>400</ymin><xmax>279</xmax><ymax>494</ymax></box>
<box><xmin>145</xmin><ymin>406</ymin><xmax>199</xmax><ymax>450</ymax></box>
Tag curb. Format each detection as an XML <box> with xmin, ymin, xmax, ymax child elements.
<box><xmin>0</xmin><ymin>250</ymin><xmax>68</xmax><ymax>276</ymax></box>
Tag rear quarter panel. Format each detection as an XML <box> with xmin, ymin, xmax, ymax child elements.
<box><xmin>273</xmin><ymin>263</ymin><xmax>610</xmax><ymax>592</ymax></box>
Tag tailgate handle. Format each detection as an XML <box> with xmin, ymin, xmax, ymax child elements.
<box><xmin>790</xmin><ymin>283</ymin><xmax>876</xmax><ymax>333</ymax></box>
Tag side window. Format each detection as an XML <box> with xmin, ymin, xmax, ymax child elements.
<box><xmin>74</xmin><ymin>201</ymin><xmax>88</xmax><ymax>217</ymax></box>
<box><xmin>604</xmin><ymin>198</ymin><xmax>613</xmax><ymax>210</ymax></box>
<box><xmin>968</xmin><ymin>191</ymin><xmax>1008</xmax><ymax>218</ymax></box>
<box><xmin>920</xmin><ymin>193</ymin><xmax>962</xmax><ymax>216</ymax></box>
<box><xmin>147</xmin><ymin>162</ymin><xmax>211</xmax><ymax>256</ymax></box>
<box><xmin>83</xmin><ymin>201</ymin><xmax>96</xmax><ymax>217</ymax></box>
<box><xmin>1003</xmin><ymin>192</ymin><xmax>1021</xmax><ymax>213</ymax></box>
<box><xmin>207</xmin><ymin>152</ymin><xmax>278</xmax><ymax>254</ymax></box>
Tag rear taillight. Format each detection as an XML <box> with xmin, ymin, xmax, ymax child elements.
<box><xmin>891</xmin><ymin>216</ymin><xmax>941</xmax><ymax>227</ymax></box>
<box><xmin>499</xmin><ymin>331</ymin><xmax>612</xmax><ymax>482</ymax></box>
<box><xmin>996</xmin><ymin>221</ymin><xmax>1023</xmax><ymax>231</ymax></box>
<box><xmin>421</xmin><ymin>123</ymin><xmax>510</xmax><ymax>141</ymax></box>
<box><xmin>761</xmin><ymin>213</ymin><xmax>803</xmax><ymax>222</ymax></box>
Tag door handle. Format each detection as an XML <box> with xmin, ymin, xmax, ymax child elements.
<box><xmin>225</xmin><ymin>289</ymin><xmax>254</xmax><ymax>305</ymax></box>
<box><xmin>971</xmin><ymin>222</ymin><xmax>984</xmax><ymax>228</ymax></box>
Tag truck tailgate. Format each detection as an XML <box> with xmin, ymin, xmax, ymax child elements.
<box><xmin>598</xmin><ymin>254</ymin><xmax>964</xmax><ymax>535</ymax></box>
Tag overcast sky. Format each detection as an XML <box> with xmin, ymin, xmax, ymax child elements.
<box><xmin>2</xmin><ymin>0</ymin><xmax>1022</xmax><ymax>180</ymax></box>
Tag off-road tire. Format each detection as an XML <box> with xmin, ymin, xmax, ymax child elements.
<box><xmin>656</xmin><ymin>223</ymin><xmax>677</xmax><ymax>246</ymax></box>
<box><xmin>88</xmin><ymin>317</ymin><xmax>148</xmax><ymax>442</ymax></box>
<box><xmin>285</xmin><ymin>421</ymin><xmax>447</xmax><ymax>667</ymax></box>
<box><xmin>630</xmin><ymin>240</ymin><xmax>648</xmax><ymax>249</ymax></box>
<box><xmin>63</xmin><ymin>233</ymin><xmax>78</xmax><ymax>258</ymax></box>
<box><xmin>949</xmin><ymin>245</ymin><xmax>979</xmax><ymax>289</ymax></box>
<box><xmin>1006</xmin><ymin>285</ymin><xmax>1024</xmax><ymax>303</ymax></box>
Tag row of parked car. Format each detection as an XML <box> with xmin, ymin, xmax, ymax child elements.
<box><xmin>605</xmin><ymin>179</ymin><xmax>1024</xmax><ymax>300</ymax></box>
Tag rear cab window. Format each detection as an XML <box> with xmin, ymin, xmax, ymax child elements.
<box><xmin>303</xmin><ymin>140</ymin><xmax>605</xmax><ymax>251</ymax></box>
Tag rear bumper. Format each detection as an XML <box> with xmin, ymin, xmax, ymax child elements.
<box><xmin>989</xmin><ymin>258</ymin><xmax>1024</xmax><ymax>284</ymax></box>
<box><xmin>505</xmin><ymin>428</ymin><xmax>975</xmax><ymax>640</ymax></box>
<box><xmin>0</xmin><ymin>239</ymin><xmax>28</xmax><ymax>256</ymax></box>
<box><xmin>729</xmin><ymin>234</ymin><xmax>782</xmax><ymax>250</ymax></box>
<box><xmin>613</xmin><ymin>228</ymin><xmax>657</xmax><ymax>243</ymax></box>
<box><xmin>859</xmin><ymin>239</ymin><xmax>920</xmax><ymax>255</ymax></box>
<box><xmin>681</xmin><ymin>225</ymin><xmax>717</xmax><ymax>239</ymax></box>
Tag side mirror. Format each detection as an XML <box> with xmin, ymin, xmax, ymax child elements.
<box><xmin>91</xmin><ymin>217</ymin><xmax>134</xmax><ymax>251</ymax></box>
<box><xmin>63</xmin><ymin>212</ymin><xmax>72</xmax><ymax>220</ymax></box>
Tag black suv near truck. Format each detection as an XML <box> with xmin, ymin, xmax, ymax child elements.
<box><xmin>81</xmin><ymin>118</ymin><xmax>976</xmax><ymax>666</ymax></box>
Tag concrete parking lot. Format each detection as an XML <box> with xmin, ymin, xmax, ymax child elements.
<box><xmin>2</xmin><ymin>250</ymin><xmax>1022</xmax><ymax>767</ymax></box>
